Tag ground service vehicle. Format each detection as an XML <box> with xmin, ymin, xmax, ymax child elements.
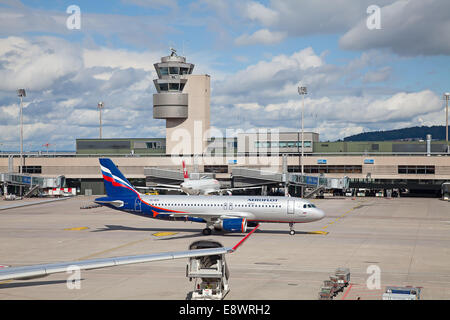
<box><xmin>186</xmin><ymin>240</ymin><xmax>230</xmax><ymax>300</ymax></box>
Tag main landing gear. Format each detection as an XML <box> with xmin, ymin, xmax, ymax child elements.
<box><xmin>202</xmin><ymin>228</ymin><xmax>212</xmax><ymax>236</ymax></box>
<box><xmin>289</xmin><ymin>223</ymin><xmax>295</xmax><ymax>236</ymax></box>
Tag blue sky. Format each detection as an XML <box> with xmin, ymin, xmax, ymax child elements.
<box><xmin>0</xmin><ymin>0</ymin><xmax>449</xmax><ymax>151</ymax></box>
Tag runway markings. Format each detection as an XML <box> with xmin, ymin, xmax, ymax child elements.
<box><xmin>320</xmin><ymin>200</ymin><xmax>366</xmax><ymax>232</ymax></box>
<box><xmin>64</xmin><ymin>227</ymin><xmax>89</xmax><ymax>231</ymax></box>
<box><xmin>152</xmin><ymin>232</ymin><xmax>178</xmax><ymax>237</ymax></box>
<box><xmin>307</xmin><ymin>231</ymin><xmax>329</xmax><ymax>235</ymax></box>
<box><xmin>341</xmin><ymin>283</ymin><xmax>353</xmax><ymax>300</ymax></box>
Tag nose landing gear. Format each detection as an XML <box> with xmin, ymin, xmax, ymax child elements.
<box><xmin>289</xmin><ymin>223</ymin><xmax>295</xmax><ymax>235</ymax></box>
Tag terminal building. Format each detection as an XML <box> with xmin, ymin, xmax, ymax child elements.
<box><xmin>1</xmin><ymin>50</ymin><xmax>449</xmax><ymax>197</ymax></box>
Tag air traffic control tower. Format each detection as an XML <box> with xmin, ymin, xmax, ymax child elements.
<box><xmin>153</xmin><ymin>49</ymin><xmax>210</xmax><ymax>155</ymax></box>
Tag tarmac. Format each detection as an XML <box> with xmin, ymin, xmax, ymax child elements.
<box><xmin>0</xmin><ymin>195</ymin><xmax>449</xmax><ymax>300</ymax></box>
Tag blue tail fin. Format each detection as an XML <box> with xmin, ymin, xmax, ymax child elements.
<box><xmin>99</xmin><ymin>158</ymin><xmax>138</xmax><ymax>198</ymax></box>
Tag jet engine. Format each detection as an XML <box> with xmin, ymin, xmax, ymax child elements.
<box><xmin>215</xmin><ymin>218</ymin><xmax>247</xmax><ymax>232</ymax></box>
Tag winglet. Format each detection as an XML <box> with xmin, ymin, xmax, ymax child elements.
<box><xmin>231</xmin><ymin>224</ymin><xmax>259</xmax><ymax>252</ymax></box>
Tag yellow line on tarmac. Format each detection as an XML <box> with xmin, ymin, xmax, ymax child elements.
<box><xmin>64</xmin><ymin>227</ymin><xmax>89</xmax><ymax>231</ymax></box>
<box><xmin>320</xmin><ymin>200</ymin><xmax>366</xmax><ymax>231</ymax></box>
<box><xmin>307</xmin><ymin>231</ymin><xmax>329</xmax><ymax>235</ymax></box>
<box><xmin>152</xmin><ymin>232</ymin><xmax>178</xmax><ymax>237</ymax></box>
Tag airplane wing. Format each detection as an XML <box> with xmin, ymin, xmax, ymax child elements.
<box><xmin>0</xmin><ymin>225</ymin><xmax>259</xmax><ymax>282</ymax></box>
<box><xmin>135</xmin><ymin>185</ymin><xmax>182</xmax><ymax>192</ymax></box>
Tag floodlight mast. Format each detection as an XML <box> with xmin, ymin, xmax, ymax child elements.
<box><xmin>445</xmin><ymin>93</ymin><xmax>450</xmax><ymax>153</ymax></box>
<box><xmin>298</xmin><ymin>85</ymin><xmax>307</xmax><ymax>197</ymax></box>
<box><xmin>98</xmin><ymin>102</ymin><xmax>104</xmax><ymax>139</ymax></box>
<box><xmin>17</xmin><ymin>89</ymin><xmax>26</xmax><ymax>196</ymax></box>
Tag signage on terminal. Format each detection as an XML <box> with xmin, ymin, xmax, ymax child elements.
<box><xmin>305</xmin><ymin>176</ymin><xmax>318</xmax><ymax>185</ymax></box>
<box><xmin>317</xmin><ymin>159</ymin><xmax>327</xmax><ymax>164</ymax></box>
<box><xmin>364</xmin><ymin>159</ymin><xmax>375</xmax><ymax>164</ymax></box>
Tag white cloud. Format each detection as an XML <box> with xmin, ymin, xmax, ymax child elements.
<box><xmin>0</xmin><ymin>36</ymin><xmax>82</xmax><ymax>91</ymax></box>
<box><xmin>245</xmin><ymin>1</ymin><xmax>279</xmax><ymax>26</ymax></box>
<box><xmin>254</xmin><ymin>0</ymin><xmax>393</xmax><ymax>36</ymax></box>
<box><xmin>363</xmin><ymin>66</ymin><xmax>392</xmax><ymax>83</ymax></box>
<box><xmin>121</xmin><ymin>0</ymin><xmax>179</xmax><ymax>9</ymax></box>
<box><xmin>339</xmin><ymin>0</ymin><xmax>450</xmax><ymax>56</ymax></box>
<box><xmin>0</xmin><ymin>35</ymin><xmax>163</xmax><ymax>150</ymax></box>
<box><xmin>234</xmin><ymin>102</ymin><xmax>263</xmax><ymax>110</ymax></box>
<box><xmin>235</xmin><ymin>29</ymin><xmax>287</xmax><ymax>46</ymax></box>
<box><xmin>214</xmin><ymin>47</ymin><xmax>323</xmax><ymax>101</ymax></box>
<box><xmin>211</xmin><ymin>90</ymin><xmax>443</xmax><ymax>141</ymax></box>
<box><xmin>83</xmin><ymin>47</ymin><xmax>163</xmax><ymax>73</ymax></box>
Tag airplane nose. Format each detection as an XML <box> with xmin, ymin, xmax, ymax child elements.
<box><xmin>316</xmin><ymin>209</ymin><xmax>325</xmax><ymax>220</ymax></box>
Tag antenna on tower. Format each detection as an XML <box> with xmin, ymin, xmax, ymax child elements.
<box><xmin>170</xmin><ymin>47</ymin><xmax>177</xmax><ymax>56</ymax></box>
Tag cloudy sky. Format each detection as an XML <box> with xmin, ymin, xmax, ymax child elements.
<box><xmin>0</xmin><ymin>0</ymin><xmax>449</xmax><ymax>151</ymax></box>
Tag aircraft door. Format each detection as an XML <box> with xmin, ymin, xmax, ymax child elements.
<box><xmin>135</xmin><ymin>197</ymin><xmax>142</xmax><ymax>212</ymax></box>
<box><xmin>229</xmin><ymin>202</ymin><xmax>233</xmax><ymax>210</ymax></box>
<box><xmin>287</xmin><ymin>200</ymin><xmax>294</xmax><ymax>214</ymax></box>
<box><xmin>223</xmin><ymin>202</ymin><xmax>228</xmax><ymax>210</ymax></box>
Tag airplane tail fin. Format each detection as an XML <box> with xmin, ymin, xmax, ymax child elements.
<box><xmin>99</xmin><ymin>158</ymin><xmax>139</xmax><ymax>198</ymax></box>
<box><xmin>182</xmin><ymin>160</ymin><xmax>189</xmax><ymax>181</ymax></box>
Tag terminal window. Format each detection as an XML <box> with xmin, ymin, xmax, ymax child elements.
<box><xmin>288</xmin><ymin>165</ymin><xmax>362</xmax><ymax>174</ymax></box>
<box><xmin>255</xmin><ymin>141</ymin><xmax>312</xmax><ymax>148</ymax></box>
<box><xmin>204</xmin><ymin>165</ymin><xmax>228</xmax><ymax>173</ymax></box>
<box><xmin>145</xmin><ymin>141</ymin><xmax>162</xmax><ymax>149</ymax></box>
<box><xmin>22</xmin><ymin>166</ymin><xmax>42</xmax><ymax>174</ymax></box>
<box><xmin>398</xmin><ymin>165</ymin><xmax>435</xmax><ymax>174</ymax></box>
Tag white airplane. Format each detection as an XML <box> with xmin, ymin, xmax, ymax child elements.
<box><xmin>142</xmin><ymin>160</ymin><xmax>263</xmax><ymax>195</ymax></box>
<box><xmin>95</xmin><ymin>158</ymin><xmax>325</xmax><ymax>235</ymax></box>
<box><xmin>0</xmin><ymin>227</ymin><xmax>258</xmax><ymax>282</ymax></box>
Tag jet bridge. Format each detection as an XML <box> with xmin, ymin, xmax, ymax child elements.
<box><xmin>0</xmin><ymin>173</ymin><xmax>65</xmax><ymax>197</ymax></box>
<box><xmin>231</xmin><ymin>168</ymin><xmax>348</xmax><ymax>188</ymax></box>
<box><xmin>144</xmin><ymin>167</ymin><xmax>216</xmax><ymax>187</ymax></box>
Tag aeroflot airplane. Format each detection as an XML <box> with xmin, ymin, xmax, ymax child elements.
<box><xmin>95</xmin><ymin>158</ymin><xmax>325</xmax><ymax>235</ymax></box>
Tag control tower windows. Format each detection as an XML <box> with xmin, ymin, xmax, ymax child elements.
<box><xmin>160</xmin><ymin>67</ymin><xmax>169</xmax><ymax>75</ymax></box>
<box><xmin>169</xmin><ymin>83</ymin><xmax>180</xmax><ymax>91</ymax></box>
<box><xmin>169</xmin><ymin>67</ymin><xmax>179</xmax><ymax>75</ymax></box>
<box><xmin>181</xmin><ymin>67</ymin><xmax>189</xmax><ymax>75</ymax></box>
<box><xmin>159</xmin><ymin>83</ymin><xmax>168</xmax><ymax>91</ymax></box>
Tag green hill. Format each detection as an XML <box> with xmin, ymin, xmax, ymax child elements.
<box><xmin>343</xmin><ymin>126</ymin><xmax>446</xmax><ymax>141</ymax></box>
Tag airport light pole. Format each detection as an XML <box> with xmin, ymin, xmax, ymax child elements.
<box><xmin>17</xmin><ymin>89</ymin><xmax>26</xmax><ymax>196</ymax></box>
<box><xmin>445</xmin><ymin>93</ymin><xmax>450</xmax><ymax>153</ymax></box>
<box><xmin>98</xmin><ymin>101</ymin><xmax>104</xmax><ymax>139</ymax></box>
<box><xmin>298</xmin><ymin>85</ymin><xmax>307</xmax><ymax>197</ymax></box>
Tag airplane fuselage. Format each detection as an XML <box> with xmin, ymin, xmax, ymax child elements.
<box><xmin>96</xmin><ymin>194</ymin><xmax>325</xmax><ymax>225</ymax></box>
<box><xmin>180</xmin><ymin>179</ymin><xmax>221</xmax><ymax>195</ymax></box>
